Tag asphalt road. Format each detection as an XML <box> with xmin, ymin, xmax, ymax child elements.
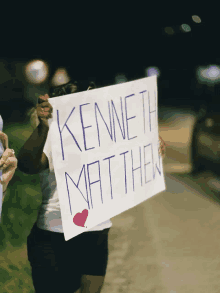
<box><xmin>101</xmin><ymin>107</ymin><xmax>220</xmax><ymax>293</ymax></box>
<box><xmin>103</xmin><ymin>171</ymin><xmax>220</xmax><ymax>293</ymax></box>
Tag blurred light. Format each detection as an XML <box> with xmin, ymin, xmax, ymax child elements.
<box><xmin>145</xmin><ymin>67</ymin><xmax>160</xmax><ymax>77</ymax></box>
<box><xmin>196</xmin><ymin>65</ymin><xmax>220</xmax><ymax>84</ymax></box>
<box><xmin>197</xmin><ymin>66</ymin><xmax>207</xmax><ymax>82</ymax></box>
<box><xmin>192</xmin><ymin>15</ymin><xmax>201</xmax><ymax>23</ymax></box>
<box><xmin>25</xmin><ymin>60</ymin><xmax>48</xmax><ymax>84</ymax></box>
<box><xmin>206</xmin><ymin>66</ymin><xmax>220</xmax><ymax>80</ymax></box>
<box><xmin>205</xmin><ymin>118</ymin><xmax>214</xmax><ymax>127</ymax></box>
<box><xmin>51</xmin><ymin>68</ymin><xmax>70</xmax><ymax>86</ymax></box>
<box><xmin>164</xmin><ymin>27</ymin><xmax>174</xmax><ymax>35</ymax></box>
<box><xmin>180</xmin><ymin>24</ymin><xmax>191</xmax><ymax>32</ymax></box>
<box><xmin>115</xmin><ymin>74</ymin><xmax>127</xmax><ymax>84</ymax></box>
<box><xmin>198</xmin><ymin>133</ymin><xmax>213</xmax><ymax>147</ymax></box>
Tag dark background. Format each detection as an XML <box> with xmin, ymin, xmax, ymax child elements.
<box><xmin>1</xmin><ymin>5</ymin><xmax>220</xmax><ymax>292</ymax></box>
<box><xmin>1</xmin><ymin>5</ymin><xmax>218</xmax><ymax>118</ymax></box>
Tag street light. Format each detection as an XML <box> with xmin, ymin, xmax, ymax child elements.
<box><xmin>25</xmin><ymin>60</ymin><xmax>48</xmax><ymax>84</ymax></box>
<box><xmin>180</xmin><ymin>24</ymin><xmax>191</xmax><ymax>33</ymax></box>
<box><xmin>145</xmin><ymin>67</ymin><xmax>160</xmax><ymax>78</ymax></box>
<box><xmin>197</xmin><ymin>65</ymin><xmax>220</xmax><ymax>84</ymax></box>
<box><xmin>115</xmin><ymin>73</ymin><xmax>127</xmax><ymax>84</ymax></box>
<box><xmin>192</xmin><ymin>15</ymin><xmax>202</xmax><ymax>23</ymax></box>
<box><xmin>51</xmin><ymin>68</ymin><xmax>71</xmax><ymax>86</ymax></box>
<box><xmin>164</xmin><ymin>27</ymin><xmax>175</xmax><ymax>35</ymax></box>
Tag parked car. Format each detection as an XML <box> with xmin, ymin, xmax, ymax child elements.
<box><xmin>191</xmin><ymin>101</ymin><xmax>220</xmax><ymax>176</ymax></box>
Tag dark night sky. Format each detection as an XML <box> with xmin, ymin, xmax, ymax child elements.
<box><xmin>0</xmin><ymin>4</ymin><xmax>219</xmax><ymax>120</ymax></box>
<box><xmin>3</xmin><ymin>5</ymin><xmax>214</xmax><ymax>74</ymax></box>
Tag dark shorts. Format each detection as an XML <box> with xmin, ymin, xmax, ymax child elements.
<box><xmin>27</xmin><ymin>223</ymin><xmax>111</xmax><ymax>293</ymax></box>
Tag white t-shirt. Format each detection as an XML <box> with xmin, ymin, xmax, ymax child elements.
<box><xmin>36</xmin><ymin>120</ymin><xmax>112</xmax><ymax>233</ymax></box>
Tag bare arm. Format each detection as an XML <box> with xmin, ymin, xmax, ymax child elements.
<box><xmin>2</xmin><ymin>189</ymin><xmax>7</xmax><ymax>202</ymax></box>
<box><xmin>17</xmin><ymin>94</ymin><xmax>53</xmax><ymax>174</ymax></box>
<box><xmin>17</xmin><ymin>121</ymin><xmax>49</xmax><ymax>174</ymax></box>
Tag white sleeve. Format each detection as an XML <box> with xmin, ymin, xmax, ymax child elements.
<box><xmin>43</xmin><ymin>121</ymin><xmax>54</xmax><ymax>172</ymax></box>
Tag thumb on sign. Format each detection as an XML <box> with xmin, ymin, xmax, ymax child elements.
<box><xmin>159</xmin><ymin>136</ymin><xmax>166</xmax><ymax>159</ymax></box>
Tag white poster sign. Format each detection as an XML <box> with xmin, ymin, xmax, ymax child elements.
<box><xmin>49</xmin><ymin>76</ymin><xmax>166</xmax><ymax>241</ymax></box>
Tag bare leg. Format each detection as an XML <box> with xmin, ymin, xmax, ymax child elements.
<box><xmin>81</xmin><ymin>275</ymin><xmax>105</xmax><ymax>293</ymax></box>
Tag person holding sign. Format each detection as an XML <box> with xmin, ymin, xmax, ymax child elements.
<box><xmin>0</xmin><ymin>122</ymin><xmax>18</xmax><ymax>218</ymax></box>
<box><xmin>0</xmin><ymin>144</ymin><xmax>17</xmax><ymax>201</ymax></box>
<box><xmin>17</xmin><ymin>81</ymin><xmax>166</xmax><ymax>293</ymax></box>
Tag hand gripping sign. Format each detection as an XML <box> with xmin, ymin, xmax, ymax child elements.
<box><xmin>49</xmin><ymin>76</ymin><xmax>166</xmax><ymax>241</ymax></box>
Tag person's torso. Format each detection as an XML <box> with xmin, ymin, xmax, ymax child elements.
<box><xmin>36</xmin><ymin>123</ymin><xmax>112</xmax><ymax>233</ymax></box>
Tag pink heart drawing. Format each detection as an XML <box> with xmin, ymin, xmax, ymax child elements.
<box><xmin>73</xmin><ymin>209</ymin><xmax>88</xmax><ymax>227</ymax></box>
